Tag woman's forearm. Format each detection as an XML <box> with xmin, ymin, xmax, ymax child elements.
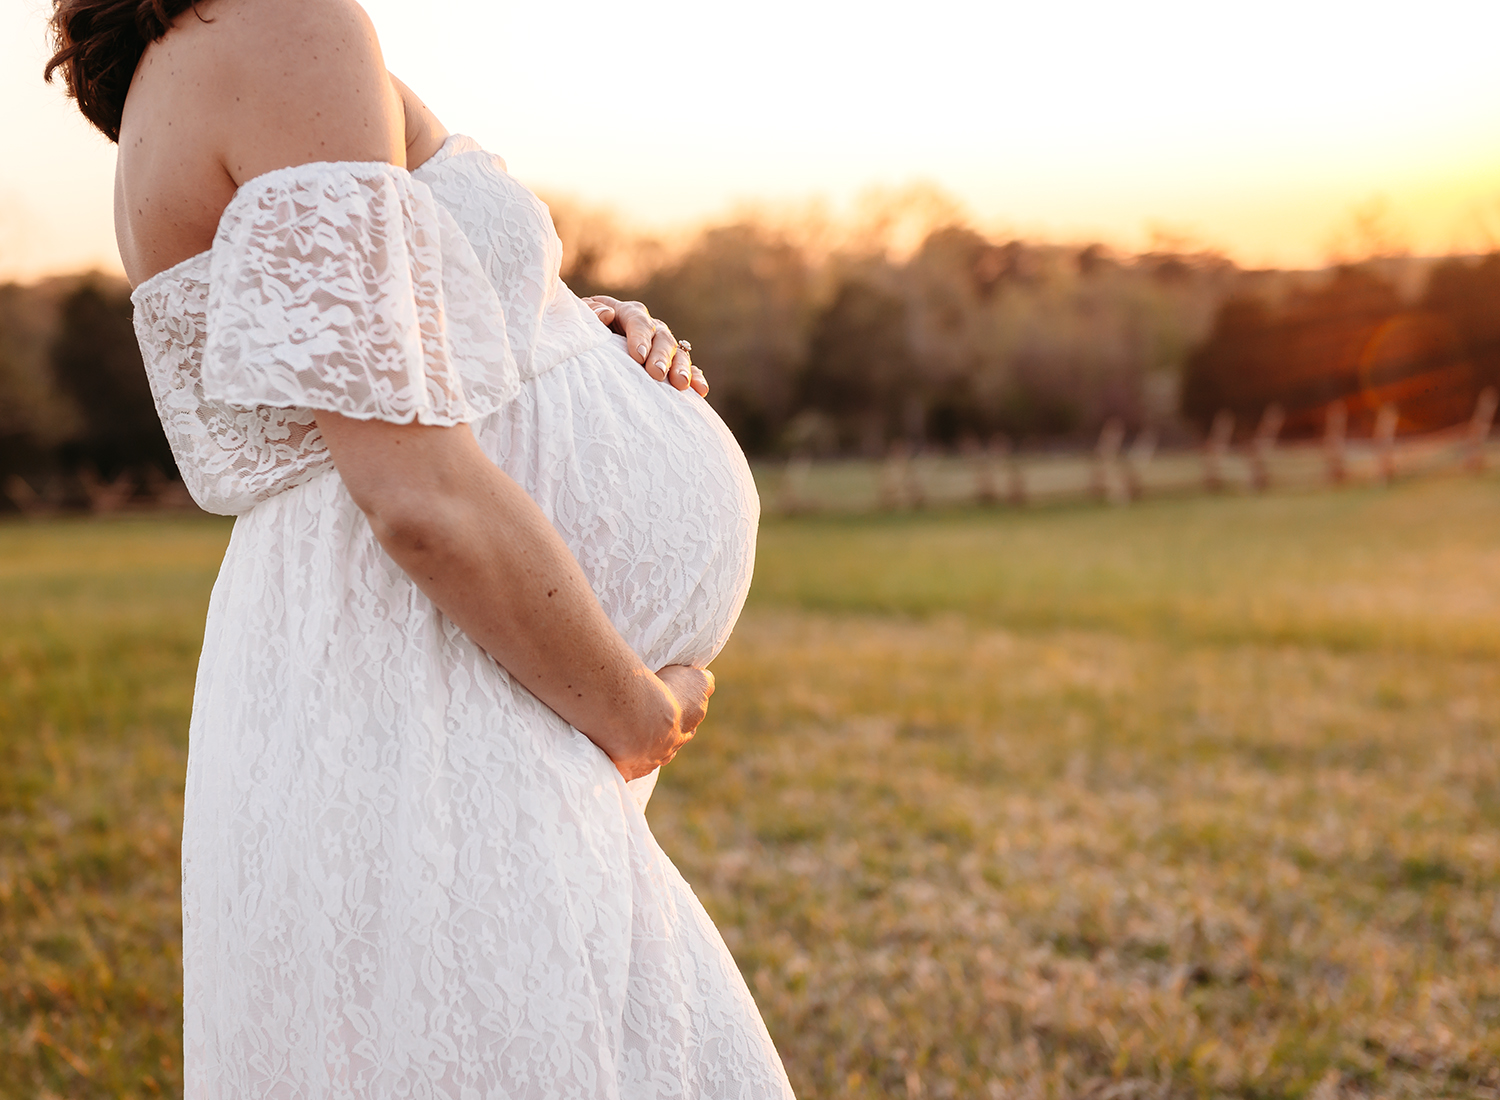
<box><xmin>317</xmin><ymin>413</ymin><xmax>692</xmax><ymax>776</ymax></box>
<box><xmin>378</xmin><ymin>460</ymin><xmax>679</xmax><ymax>750</ymax></box>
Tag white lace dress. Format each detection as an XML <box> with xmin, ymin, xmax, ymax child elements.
<box><xmin>129</xmin><ymin>135</ymin><xmax>794</xmax><ymax>1100</ymax></box>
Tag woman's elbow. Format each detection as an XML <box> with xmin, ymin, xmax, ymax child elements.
<box><xmin>318</xmin><ymin>414</ymin><xmax>480</xmax><ymax>550</ymax></box>
<box><xmin>359</xmin><ymin>487</ymin><xmax>460</xmax><ymax>558</ymax></box>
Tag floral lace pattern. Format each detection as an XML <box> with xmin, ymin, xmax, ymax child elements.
<box><xmin>413</xmin><ymin>136</ymin><xmax>611</xmax><ymax>382</ymax></box>
<box><xmin>131</xmin><ymin>163</ymin><xmax>520</xmax><ymax>515</ymax></box>
<box><xmin>205</xmin><ymin>162</ymin><xmax>519</xmax><ymax>425</ymax></box>
<box><xmin>131</xmin><ymin>151</ymin><xmax>790</xmax><ymax>1098</ymax></box>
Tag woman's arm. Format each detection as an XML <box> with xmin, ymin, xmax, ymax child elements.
<box><xmin>319</xmin><ymin>414</ymin><xmax>711</xmax><ymax>779</ymax></box>
<box><xmin>206</xmin><ymin>0</ymin><xmax>710</xmax><ymax>778</ymax></box>
<box><xmin>390</xmin><ymin>73</ymin><xmax>449</xmax><ymax>176</ymax></box>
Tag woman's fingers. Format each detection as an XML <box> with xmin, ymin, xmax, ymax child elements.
<box><xmin>607</xmin><ymin>300</ymin><xmax>686</xmax><ymax>387</ymax></box>
<box><xmin>611</xmin><ymin>301</ymin><xmax>659</xmax><ymax>368</ymax></box>
<box><xmin>657</xmin><ymin>664</ymin><xmax>715</xmax><ymax>734</ymax></box>
<box><xmin>612</xmin><ymin>665</ymin><xmax>715</xmax><ymax>779</ymax></box>
<box><xmin>582</xmin><ymin>295</ymin><xmax>617</xmax><ymax>327</ymax></box>
<box><xmin>648</xmin><ymin>325</ymin><xmax>691</xmax><ymax>389</ymax></box>
<box><xmin>583</xmin><ymin>295</ymin><xmax>656</xmax><ymax>367</ymax></box>
<box><xmin>581</xmin><ymin>296</ymin><xmax>704</xmax><ymax>393</ymax></box>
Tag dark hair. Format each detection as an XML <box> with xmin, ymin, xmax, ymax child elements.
<box><xmin>44</xmin><ymin>0</ymin><xmax>205</xmax><ymax>143</ymax></box>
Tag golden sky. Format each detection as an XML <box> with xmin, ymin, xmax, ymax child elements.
<box><xmin>3</xmin><ymin>0</ymin><xmax>1499</xmax><ymax>281</ymax></box>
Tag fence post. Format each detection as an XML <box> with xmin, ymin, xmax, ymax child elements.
<box><xmin>77</xmin><ymin>465</ymin><xmax>136</xmax><ymax>514</ymax></box>
<box><xmin>1467</xmin><ymin>387</ymin><xmax>1498</xmax><ymax>473</ymax></box>
<box><xmin>1124</xmin><ymin>428</ymin><xmax>1157</xmax><ymax>500</ymax></box>
<box><xmin>905</xmin><ymin>442</ymin><xmax>927</xmax><ymax>508</ymax></box>
<box><xmin>1324</xmin><ymin>401</ymin><xmax>1347</xmax><ymax>485</ymax></box>
<box><xmin>1093</xmin><ymin>418</ymin><xmax>1126</xmax><ymax>503</ymax></box>
<box><xmin>965</xmin><ymin>436</ymin><xmax>998</xmax><ymax>504</ymax></box>
<box><xmin>1373</xmin><ymin>403</ymin><xmax>1399</xmax><ymax>485</ymax></box>
<box><xmin>1249</xmin><ymin>404</ymin><xmax>1284</xmax><ymax>492</ymax></box>
<box><xmin>778</xmin><ymin>453</ymin><xmax>812</xmax><ymax>514</ymax></box>
<box><xmin>1204</xmin><ymin>410</ymin><xmax>1234</xmax><ymax>491</ymax></box>
<box><xmin>881</xmin><ymin>440</ymin><xmax>921</xmax><ymax>509</ymax></box>
<box><xmin>991</xmin><ymin>435</ymin><xmax>1026</xmax><ymax>506</ymax></box>
<box><xmin>3</xmin><ymin>474</ymin><xmax>43</xmax><ymax>516</ymax></box>
<box><xmin>141</xmin><ymin>465</ymin><xmax>195</xmax><ymax>510</ymax></box>
<box><xmin>878</xmin><ymin>441</ymin><xmax>901</xmax><ymax>509</ymax></box>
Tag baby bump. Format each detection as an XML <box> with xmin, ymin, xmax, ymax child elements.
<box><xmin>474</xmin><ymin>336</ymin><xmax>760</xmax><ymax>670</ymax></box>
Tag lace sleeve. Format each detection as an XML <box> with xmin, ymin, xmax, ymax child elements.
<box><xmin>202</xmin><ymin>161</ymin><xmax>519</xmax><ymax>425</ymax></box>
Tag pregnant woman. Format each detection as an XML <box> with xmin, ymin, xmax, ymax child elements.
<box><xmin>46</xmin><ymin>0</ymin><xmax>796</xmax><ymax>1096</ymax></box>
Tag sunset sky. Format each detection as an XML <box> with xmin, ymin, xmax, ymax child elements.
<box><xmin>3</xmin><ymin>0</ymin><xmax>1499</xmax><ymax>281</ymax></box>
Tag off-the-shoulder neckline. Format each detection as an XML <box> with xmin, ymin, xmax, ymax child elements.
<box><xmin>131</xmin><ymin>134</ymin><xmax>476</xmax><ymax>303</ymax></box>
<box><xmin>414</xmin><ymin>132</ymin><xmax>489</xmax><ymax>172</ymax></box>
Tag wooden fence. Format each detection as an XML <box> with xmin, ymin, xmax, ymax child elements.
<box><xmin>3</xmin><ymin>465</ymin><xmax>198</xmax><ymax>517</ymax></box>
<box><xmin>7</xmin><ymin>388</ymin><xmax>1497</xmax><ymax>518</ymax></box>
<box><xmin>768</xmin><ymin>388</ymin><xmax>1500</xmax><ymax>516</ymax></box>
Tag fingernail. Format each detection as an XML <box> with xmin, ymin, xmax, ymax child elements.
<box><xmin>591</xmin><ymin>303</ymin><xmax>609</xmax><ymax>314</ymax></box>
<box><xmin>637</xmin><ymin>344</ymin><xmax>650</xmax><ymax>357</ymax></box>
<box><xmin>655</xmin><ymin>359</ymin><xmax>668</xmax><ymax>374</ymax></box>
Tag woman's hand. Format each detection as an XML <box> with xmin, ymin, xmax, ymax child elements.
<box><xmin>320</xmin><ymin>413</ymin><xmax>707</xmax><ymax>783</ymax></box>
<box><xmin>613</xmin><ymin>665</ymin><xmax>715</xmax><ymax>781</ymax></box>
<box><xmin>583</xmin><ymin>295</ymin><xmax>709</xmax><ymax>396</ymax></box>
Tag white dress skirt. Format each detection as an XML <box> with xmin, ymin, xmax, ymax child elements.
<box><xmin>130</xmin><ymin>136</ymin><xmax>795</xmax><ymax>1099</ymax></box>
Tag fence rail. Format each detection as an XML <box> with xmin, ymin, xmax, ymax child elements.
<box><xmin>764</xmin><ymin>389</ymin><xmax>1500</xmax><ymax>516</ymax></box>
<box><xmin>7</xmin><ymin>392</ymin><xmax>1498</xmax><ymax>519</ymax></box>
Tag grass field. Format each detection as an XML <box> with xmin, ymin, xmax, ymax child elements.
<box><xmin>4</xmin><ymin>477</ymin><xmax>1500</xmax><ymax>1098</ymax></box>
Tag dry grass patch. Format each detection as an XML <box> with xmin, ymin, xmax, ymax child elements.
<box><xmin>750</xmin><ymin>476</ymin><xmax>1500</xmax><ymax>657</ymax></box>
<box><xmin>1</xmin><ymin>517</ymin><xmax>230</xmax><ymax>1099</ymax></box>
<box><xmin>654</xmin><ymin>610</ymin><xmax>1500</xmax><ymax>1098</ymax></box>
<box><xmin>6</xmin><ymin>480</ymin><xmax>1500</xmax><ymax>1098</ymax></box>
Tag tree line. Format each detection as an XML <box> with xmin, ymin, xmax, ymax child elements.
<box><xmin>1182</xmin><ymin>255</ymin><xmax>1500</xmax><ymax>440</ymax></box>
<box><xmin>1</xmin><ymin>276</ymin><xmax>176</xmax><ymax>510</ymax></box>
<box><xmin>2</xmin><ymin>200</ymin><xmax>1494</xmax><ymax>512</ymax></box>
<box><xmin>562</xmin><ymin>211</ymin><xmax>1235</xmax><ymax>456</ymax></box>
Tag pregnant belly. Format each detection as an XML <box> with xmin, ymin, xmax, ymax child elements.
<box><xmin>472</xmin><ymin>334</ymin><xmax>760</xmax><ymax>671</ymax></box>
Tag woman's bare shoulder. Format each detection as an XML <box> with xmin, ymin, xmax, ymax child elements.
<box><xmin>390</xmin><ymin>74</ymin><xmax>451</xmax><ymax>171</ymax></box>
<box><xmin>180</xmin><ymin>0</ymin><xmax>406</xmax><ymax>182</ymax></box>
<box><xmin>114</xmin><ymin>0</ymin><xmax>407</xmax><ymax>283</ymax></box>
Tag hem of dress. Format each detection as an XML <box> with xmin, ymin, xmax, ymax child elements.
<box><xmin>208</xmin><ymin>395</ymin><xmax>513</xmax><ymax>429</ymax></box>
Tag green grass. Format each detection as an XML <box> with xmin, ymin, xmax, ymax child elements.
<box><xmin>749</xmin><ymin>475</ymin><xmax>1500</xmax><ymax>657</ymax></box>
<box><xmin>0</xmin><ymin>517</ymin><xmax>230</xmax><ymax>1099</ymax></box>
<box><xmin>4</xmin><ymin>481</ymin><xmax>1500</xmax><ymax>1097</ymax></box>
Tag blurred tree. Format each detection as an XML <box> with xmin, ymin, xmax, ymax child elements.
<box><xmin>991</xmin><ymin>352</ymin><xmax>1086</xmax><ymax>439</ymax></box>
<box><xmin>1076</xmin><ymin>243</ymin><xmax>1119</xmax><ymax>278</ymax></box>
<box><xmin>48</xmin><ymin>279</ymin><xmax>175</xmax><ymax>478</ymax></box>
<box><xmin>1182</xmin><ymin>264</ymin><xmax>1476</xmax><ymax>438</ymax></box>
<box><xmin>8</xmin><ymin>206</ymin><xmax>1487</xmax><ymax>506</ymax></box>
<box><xmin>0</xmin><ymin>281</ymin><xmax>82</xmax><ymax>494</ymax></box>
<box><xmin>544</xmin><ymin>195</ymin><xmax>661</xmax><ymax>298</ymax></box>
<box><xmin>801</xmin><ymin>277</ymin><xmax>916</xmax><ymax>454</ymax></box>
<box><xmin>1180</xmin><ymin>296</ymin><xmax>1276</xmax><ymax>434</ymax></box>
<box><xmin>1422</xmin><ymin>252</ymin><xmax>1500</xmax><ymax>388</ymax></box>
<box><xmin>1325</xmin><ymin>196</ymin><xmax>1411</xmax><ymax>265</ymax></box>
<box><xmin>633</xmin><ymin>223</ymin><xmax>812</xmax><ymax>454</ymax></box>
<box><xmin>900</xmin><ymin>227</ymin><xmax>991</xmax><ymax>444</ymax></box>
<box><xmin>849</xmin><ymin>182</ymin><xmax>968</xmax><ymax>259</ymax></box>
<box><xmin>543</xmin><ymin>194</ymin><xmax>1244</xmax><ymax>454</ymax></box>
